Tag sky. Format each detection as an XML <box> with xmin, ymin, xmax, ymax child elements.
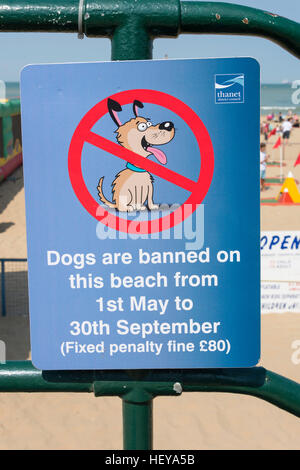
<box><xmin>0</xmin><ymin>0</ymin><xmax>299</xmax><ymax>83</ymax></box>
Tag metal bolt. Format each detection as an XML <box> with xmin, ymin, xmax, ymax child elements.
<box><xmin>173</xmin><ymin>382</ymin><xmax>183</xmax><ymax>394</ymax></box>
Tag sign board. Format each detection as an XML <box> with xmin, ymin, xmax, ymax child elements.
<box><xmin>261</xmin><ymin>230</ymin><xmax>300</xmax><ymax>313</ymax></box>
<box><xmin>21</xmin><ymin>58</ymin><xmax>260</xmax><ymax>370</ymax></box>
<box><xmin>261</xmin><ymin>282</ymin><xmax>300</xmax><ymax>314</ymax></box>
<box><xmin>261</xmin><ymin>230</ymin><xmax>300</xmax><ymax>282</ymax></box>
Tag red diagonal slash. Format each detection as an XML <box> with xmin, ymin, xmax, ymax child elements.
<box><xmin>85</xmin><ymin>130</ymin><xmax>197</xmax><ymax>193</ymax></box>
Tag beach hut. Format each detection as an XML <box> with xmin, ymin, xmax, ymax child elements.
<box><xmin>0</xmin><ymin>99</ymin><xmax>22</xmax><ymax>182</ymax></box>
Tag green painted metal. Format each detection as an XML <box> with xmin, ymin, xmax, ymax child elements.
<box><xmin>1</xmin><ymin>361</ymin><xmax>300</xmax><ymax>448</ymax></box>
<box><xmin>123</xmin><ymin>399</ymin><xmax>153</xmax><ymax>450</ymax></box>
<box><xmin>0</xmin><ymin>362</ymin><xmax>299</xmax><ymax>417</ymax></box>
<box><xmin>111</xmin><ymin>21</ymin><xmax>152</xmax><ymax>61</ymax></box>
<box><xmin>0</xmin><ymin>1</ymin><xmax>299</xmax><ymax>59</ymax></box>
<box><xmin>180</xmin><ymin>2</ymin><xmax>300</xmax><ymax>58</ymax></box>
<box><xmin>1</xmin><ymin>361</ymin><xmax>300</xmax><ymax>449</ymax></box>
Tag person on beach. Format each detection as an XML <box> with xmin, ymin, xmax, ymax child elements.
<box><xmin>262</xmin><ymin>121</ymin><xmax>269</xmax><ymax>141</ymax></box>
<box><xmin>281</xmin><ymin>117</ymin><xmax>293</xmax><ymax>144</ymax></box>
<box><xmin>260</xmin><ymin>142</ymin><xmax>269</xmax><ymax>191</ymax></box>
<box><xmin>293</xmin><ymin>114</ymin><xmax>299</xmax><ymax>128</ymax></box>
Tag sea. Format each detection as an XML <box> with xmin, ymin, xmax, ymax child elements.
<box><xmin>260</xmin><ymin>83</ymin><xmax>300</xmax><ymax>116</ymax></box>
<box><xmin>3</xmin><ymin>81</ymin><xmax>300</xmax><ymax>116</ymax></box>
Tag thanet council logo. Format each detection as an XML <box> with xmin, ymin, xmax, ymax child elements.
<box><xmin>215</xmin><ymin>73</ymin><xmax>244</xmax><ymax>104</ymax></box>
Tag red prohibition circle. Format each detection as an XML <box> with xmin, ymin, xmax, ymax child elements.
<box><xmin>68</xmin><ymin>89</ymin><xmax>214</xmax><ymax>234</ymax></box>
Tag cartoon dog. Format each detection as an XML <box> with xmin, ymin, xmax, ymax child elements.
<box><xmin>97</xmin><ymin>98</ymin><xmax>175</xmax><ymax>212</ymax></box>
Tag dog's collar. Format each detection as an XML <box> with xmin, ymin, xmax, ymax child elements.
<box><xmin>126</xmin><ymin>162</ymin><xmax>146</xmax><ymax>172</ymax></box>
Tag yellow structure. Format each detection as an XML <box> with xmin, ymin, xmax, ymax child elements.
<box><xmin>278</xmin><ymin>172</ymin><xmax>300</xmax><ymax>203</ymax></box>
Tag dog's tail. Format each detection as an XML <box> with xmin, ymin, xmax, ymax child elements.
<box><xmin>97</xmin><ymin>177</ymin><xmax>117</xmax><ymax>208</ymax></box>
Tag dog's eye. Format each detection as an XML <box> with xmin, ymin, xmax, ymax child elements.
<box><xmin>137</xmin><ymin>123</ymin><xmax>147</xmax><ymax>131</ymax></box>
<box><xmin>146</xmin><ymin>121</ymin><xmax>152</xmax><ymax>127</ymax></box>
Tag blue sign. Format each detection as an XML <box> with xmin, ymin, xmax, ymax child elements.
<box><xmin>21</xmin><ymin>58</ymin><xmax>260</xmax><ymax>370</ymax></box>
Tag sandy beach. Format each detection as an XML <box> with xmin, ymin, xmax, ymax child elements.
<box><xmin>0</xmin><ymin>127</ymin><xmax>299</xmax><ymax>450</ymax></box>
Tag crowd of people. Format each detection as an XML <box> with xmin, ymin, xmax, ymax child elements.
<box><xmin>260</xmin><ymin>110</ymin><xmax>299</xmax><ymax>191</ymax></box>
<box><xmin>261</xmin><ymin>110</ymin><xmax>299</xmax><ymax>143</ymax></box>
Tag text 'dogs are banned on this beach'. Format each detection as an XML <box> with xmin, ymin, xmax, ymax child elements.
<box><xmin>45</xmin><ymin>248</ymin><xmax>239</xmax><ymax>362</ymax></box>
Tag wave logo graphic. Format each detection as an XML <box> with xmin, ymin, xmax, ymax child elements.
<box><xmin>215</xmin><ymin>74</ymin><xmax>244</xmax><ymax>104</ymax></box>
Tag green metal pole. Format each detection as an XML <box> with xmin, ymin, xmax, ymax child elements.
<box><xmin>111</xmin><ymin>21</ymin><xmax>152</xmax><ymax>61</ymax></box>
<box><xmin>123</xmin><ymin>398</ymin><xmax>153</xmax><ymax>450</ymax></box>
<box><xmin>109</xmin><ymin>0</ymin><xmax>179</xmax><ymax>61</ymax></box>
<box><xmin>94</xmin><ymin>378</ymin><xmax>182</xmax><ymax>450</ymax></box>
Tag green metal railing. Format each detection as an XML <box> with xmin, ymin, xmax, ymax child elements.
<box><xmin>0</xmin><ymin>362</ymin><xmax>299</xmax><ymax>449</ymax></box>
<box><xmin>0</xmin><ymin>0</ymin><xmax>299</xmax><ymax>450</ymax></box>
<box><xmin>0</xmin><ymin>1</ymin><xmax>299</xmax><ymax>59</ymax></box>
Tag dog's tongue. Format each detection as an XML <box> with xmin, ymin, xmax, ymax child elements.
<box><xmin>148</xmin><ymin>146</ymin><xmax>167</xmax><ymax>164</ymax></box>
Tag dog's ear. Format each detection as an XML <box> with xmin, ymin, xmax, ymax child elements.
<box><xmin>133</xmin><ymin>100</ymin><xmax>144</xmax><ymax>118</ymax></box>
<box><xmin>108</xmin><ymin>98</ymin><xmax>122</xmax><ymax>126</ymax></box>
